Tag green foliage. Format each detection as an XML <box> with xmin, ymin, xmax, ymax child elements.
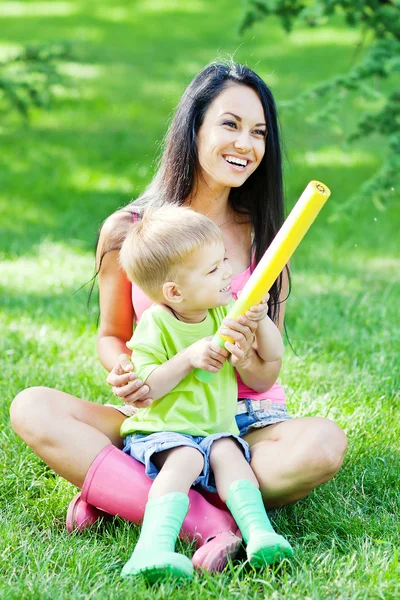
<box><xmin>0</xmin><ymin>42</ymin><xmax>74</xmax><ymax>119</ymax></box>
<box><xmin>1</xmin><ymin>1</ymin><xmax>399</xmax><ymax>597</ymax></box>
<box><xmin>241</xmin><ymin>0</ymin><xmax>400</xmax><ymax>207</ymax></box>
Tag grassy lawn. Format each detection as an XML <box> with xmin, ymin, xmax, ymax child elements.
<box><xmin>0</xmin><ymin>1</ymin><xmax>399</xmax><ymax>598</ymax></box>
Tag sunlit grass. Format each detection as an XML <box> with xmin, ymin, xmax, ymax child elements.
<box><xmin>0</xmin><ymin>2</ymin><xmax>78</xmax><ymax>18</ymax></box>
<box><xmin>297</xmin><ymin>147</ymin><xmax>377</xmax><ymax>168</ymax></box>
<box><xmin>135</xmin><ymin>0</ymin><xmax>207</xmax><ymax>14</ymax></box>
<box><xmin>58</xmin><ymin>62</ymin><xmax>103</xmax><ymax>79</ymax></box>
<box><xmin>1</xmin><ymin>241</ymin><xmax>92</xmax><ymax>288</ymax></box>
<box><xmin>0</xmin><ymin>41</ymin><xmax>22</xmax><ymax>58</ymax></box>
<box><xmin>69</xmin><ymin>168</ymin><xmax>133</xmax><ymax>193</ymax></box>
<box><xmin>0</xmin><ymin>1</ymin><xmax>399</xmax><ymax>598</ymax></box>
<box><xmin>289</xmin><ymin>27</ymin><xmax>362</xmax><ymax>47</ymax></box>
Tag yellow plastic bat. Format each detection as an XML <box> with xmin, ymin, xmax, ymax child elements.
<box><xmin>194</xmin><ymin>181</ymin><xmax>331</xmax><ymax>383</ymax></box>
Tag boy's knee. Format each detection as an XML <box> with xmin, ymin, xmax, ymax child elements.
<box><xmin>208</xmin><ymin>437</ymin><xmax>242</xmax><ymax>472</ymax></box>
<box><xmin>163</xmin><ymin>445</ymin><xmax>204</xmax><ymax>474</ymax></box>
<box><xmin>210</xmin><ymin>436</ymin><xmax>238</xmax><ymax>458</ymax></box>
<box><xmin>183</xmin><ymin>446</ymin><xmax>205</xmax><ymax>473</ymax></box>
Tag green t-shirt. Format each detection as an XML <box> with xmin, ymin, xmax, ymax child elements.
<box><xmin>120</xmin><ymin>303</ymin><xmax>238</xmax><ymax>438</ymax></box>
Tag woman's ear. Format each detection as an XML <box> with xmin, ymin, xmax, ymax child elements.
<box><xmin>162</xmin><ymin>281</ymin><xmax>183</xmax><ymax>304</ymax></box>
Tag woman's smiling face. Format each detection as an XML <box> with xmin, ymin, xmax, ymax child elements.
<box><xmin>196</xmin><ymin>83</ymin><xmax>267</xmax><ymax>191</ymax></box>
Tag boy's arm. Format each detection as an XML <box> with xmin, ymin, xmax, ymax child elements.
<box><xmin>137</xmin><ymin>337</ymin><xmax>228</xmax><ymax>401</ymax></box>
<box><xmin>143</xmin><ymin>347</ymin><xmax>193</xmax><ymax>400</ymax></box>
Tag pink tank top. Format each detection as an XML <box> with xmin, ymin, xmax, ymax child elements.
<box><xmin>130</xmin><ymin>210</ymin><xmax>285</xmax><ymax>404</ymax></box>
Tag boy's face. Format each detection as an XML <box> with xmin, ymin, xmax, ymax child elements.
<box><xmin>174</xmin><ymin>241</ymin><xmax>233</xmax><ymax>310</ymax></box>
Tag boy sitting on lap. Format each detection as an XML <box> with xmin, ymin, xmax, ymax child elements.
<box><xmin>118</xmin><ymin>205</ymin><xmax>293</xmax><ymax>581</ymax></box>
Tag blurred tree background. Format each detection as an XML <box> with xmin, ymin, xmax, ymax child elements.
<box><xmin>1</xmin><ymin>2</ymin><xmax>399</xmax><ymax>598</ymax></box>
<box><xmin>1</xmin><ymin>0</ymin><xmax>399</xmax><ymax>470</ymax></box>
<box><xmin>0</xmin><ymin>42</ymin><xmax>74</xmax><ymax>119</ymax></box>
<box><xmin>241</xmin><ymin>0</ymin><xmax>400</xmax><ymax>209</ymax></box>
<box><xmin>1</xmin><ymin>0</ymin><xmax>399</xmax><ymax>260</ymax></box>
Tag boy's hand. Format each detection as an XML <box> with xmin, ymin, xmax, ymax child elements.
<box><xmin>188</xmin><ymin>337</ymin><xmax>229</xmax><ymax>373</ymax></box>
<box><xmin>245</xmin><ymin>293</ymin><xmax>270</xmax><ymax>322</ymax></box>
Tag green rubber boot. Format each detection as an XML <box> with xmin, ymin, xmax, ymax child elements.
<box><xmin>121</xmin><ymin>492</ymin><xmax>194</xmax><ymax>582</ymax></box>
<box><xmin>226</xmin><ymin>480</ymin><xmax>293</xmax><ymax>567</ymax></box>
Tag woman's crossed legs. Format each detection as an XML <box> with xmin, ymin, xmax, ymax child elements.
<box><xmin>9</xmin><ymin>387</ymin><xmax>241</xmax><ymax>571</ymax></box>
<box><xmin>10</xmin><ymin>387</ymin><xmax>347</xmax><ymax>569</ymax></box>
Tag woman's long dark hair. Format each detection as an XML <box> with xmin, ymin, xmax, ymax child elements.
<box><xmin>99</xmin><ymin>60</ymin><xmax>290</xmax><ymax>323</ymax></box>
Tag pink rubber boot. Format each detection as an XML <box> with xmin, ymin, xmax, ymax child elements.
<box><xmin>66</xmin><ymin>445</ymin><xmax>241</xmax><ymax>572</ymax></box>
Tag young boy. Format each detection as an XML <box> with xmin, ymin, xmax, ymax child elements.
<box><xmin>118</xmin><ymin>205</ymin><xmax>293</xmax><ymax>581</ymax></box>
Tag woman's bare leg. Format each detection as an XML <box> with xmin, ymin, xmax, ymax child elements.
<box><xmin>10</xmin><ymin>387</ymin><xmax>241</xmax><ymax>560</ymax></box>
<box><xmin>244</xmin><ymin>417</ymin><xmax>347</xmax><ymax>509</ymax></box>
<box><xmin>10</xmin><ymin>386</ymin><xmax>125</xmax><ymax>487</ymax></box>
<box><xmin>10</xmin><ymin>387</ymin><xmax>244</xmax><ymax>573</ymax></box>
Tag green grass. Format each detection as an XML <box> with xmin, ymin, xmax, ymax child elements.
<box><xmin>0</xmin><ymin>1</ymin><xmax>399</xmax><ymax>598</ymax></box>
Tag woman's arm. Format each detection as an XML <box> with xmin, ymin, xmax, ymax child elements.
<box><xmin>96</xmin><ymin>211</ymin><xmax>151</xmax><ymax>405</ymax></box>
<box><xmin>235</xmin><ymin>355</ymin><xmax>282</xmax><ymax>394</ymax></box>
<box><xmin>96</xmin><ymin>212</ymin><xmax>135</xmax><ymax>371</ymax></box>
<box><xmin>224</xmin><ymin>268</ymin><xmax>289</xmax><ymax>393</ymax></box>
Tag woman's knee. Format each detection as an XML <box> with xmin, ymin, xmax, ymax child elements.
<box><xmin>10</xmin><ymin>386</ymin><xmax>58</xmax><ymax>441</ymax></box>
<box><xmin>251</xmin><ymin>417</ymin><xmax>347</xmax><ymax>484</ymax></box>
<box><xmin>295</xmin><ymin>418</ymin><xmax>348</xmax><ymax>481</ymax></box>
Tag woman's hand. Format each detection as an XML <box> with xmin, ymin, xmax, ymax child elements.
<box><xmin>219</xmin><ymin>315</ymin><xmax>258</xmax><ymax>369</ymax></box>
<box><xmin>106</xmin><ymin>354</ymin><xmax>152</xmax><ymax>408</ymax></box>
<box><xmin>244</xmin><ymin>293</ymin><xmax>270</xmax><ymax>322</ymax></box>
<box><xmin>217</xmin><ymin>294</ymin><xmax>269</xmax><ymax>368</ymax></box>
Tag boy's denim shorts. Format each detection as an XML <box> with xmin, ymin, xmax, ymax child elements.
<box><xmin>123</xmin><ymin>431</ymin><xmax>250</xmax><ymax>494</ymax></box>
<box><xmin>235</xmin><ymin>399</ymin><xmax>291</xmax><ymax>437</ymax></box>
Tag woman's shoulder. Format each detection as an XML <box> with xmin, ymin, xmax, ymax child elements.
<box><xmin>102</xmin><ymin>205</ymin><xmax>141</xmax><ymax>234</ymax></box>
<box><xmin>97</xmin><ymin>206</ymin><xmax>141</xmax><ymax>256</ymax></box>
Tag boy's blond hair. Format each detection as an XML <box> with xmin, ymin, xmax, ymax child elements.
<box><xmin>119</xmin><ymin>205</ymin><xmax>223</xmax><ymax>300</ymax></box>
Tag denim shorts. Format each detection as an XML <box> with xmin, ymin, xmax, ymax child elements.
<box><xmin>235</xmin><ymin>399</ymin><xmax>291</xmax><ymax>437</ymax></box>
<box><xmin>123</xmin><ymin>431</ymin><xmax>251</xmax><ymax>493</ymax></box>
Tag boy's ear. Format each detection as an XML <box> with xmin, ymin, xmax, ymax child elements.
<box><xmin>162</xmin><ymin>282</ymin><xmax>183</xmax><ymax>304</ymax></box>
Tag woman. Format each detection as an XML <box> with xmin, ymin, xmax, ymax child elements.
<box><xmin>10</xmin><ymin>61</ymin><xmax>347</xmax><ymax>572</ymax></box>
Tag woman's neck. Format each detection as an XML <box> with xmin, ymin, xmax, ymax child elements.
<box><xmin>186</xmin><ymin>179</ymin><xmax>231</xmax><ymax>223</ymax></box>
